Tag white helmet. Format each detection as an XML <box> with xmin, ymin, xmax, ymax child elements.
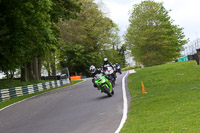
<box><xmin>104</xmin><ymin>58</ymin><xmax>108</xmax><ymax>63</ymax></box>
<box><xmin>89</xmin><ymin>65</ymin><xmax>96</xmax><ymax>73</ymax></box>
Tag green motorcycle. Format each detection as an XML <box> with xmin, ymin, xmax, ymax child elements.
<box><xmin>94</xmin><ymin>73</ymin><xmax>114</xmax><ymax>97</ymax></box>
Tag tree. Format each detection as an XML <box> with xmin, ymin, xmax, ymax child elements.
<box><xmin>0</xmin><ymin>0</ymin><xmax>81</xmax><ymax>80</ymax></box>
<box><xmin>50</xmin><ymin>0</ymin><xmax>81</xmax><ymax>23</ymax></box>
<box><xmin>42</xmin><ymin>0</ymin><xmax>81</xmax><ymax>77</ymax></box>
<box><xmin>0</xmin><ymin>0</ymin><xmax>55</xmax><ymax>80</ymax></box>
<box><xmin>125</xmin><ymin>0</ymin><xmax>188</xmax><ymax>67</ymax></box>
<box><xmin>58</xmin><ymin>0</ymin><xmax>123</xmax><ymax>75</ymax></box>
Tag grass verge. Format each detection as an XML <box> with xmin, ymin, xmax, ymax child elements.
<box><xmin>0</xmin><ymin>80</ymin><xmax>82</xmax><ymax>109</ymax></box>
<box><xmin>122</xmin><ymin>65</ymin><xmax>141</xmax><ymax>71</ymax></box>
<box><xmin>121</xmin><ymin>61</ymin><xmax>200</xmax><ymax>133</ymax></box>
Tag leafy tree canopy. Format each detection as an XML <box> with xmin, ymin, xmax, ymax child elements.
<box><xmin>0</xmin><ymin>0</ymin><xmax>81</xmax><ymax>78</ymax></box>
<box><xmin>125</xmin><ymin>0</ymin><xmax>188</xmax><ymax>67</ymax></box>
<box><xmin>0</xmin><ymin>0</ymin><xmax>54</xmax><ymax>74</ymax></box>
<box><xmin>58</xmin><ymin>0</ymin><xmax>124</xmax><ymax>75</ymax></box>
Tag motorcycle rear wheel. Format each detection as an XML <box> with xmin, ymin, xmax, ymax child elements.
<box><xmin>112</xmin><ymin>80</ymin><xmax>115</xmax><ymax>87</ymax></box>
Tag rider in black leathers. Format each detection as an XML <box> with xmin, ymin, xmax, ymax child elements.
<box><xmin>89</xmin><ymin>65</ymin><xmax>101</xmax><ymax>88</ymax></box>
<box><xmin>101</xmin><ymin>58</ymin><xmax>116</xmax><ymax>84</ymax></box>
<box><xmin>102</xmin><ymin>58</ymin><xmax>114</xmax><ymax>71</ymax></box>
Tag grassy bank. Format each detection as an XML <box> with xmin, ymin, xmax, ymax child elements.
<box><xmin>0</xmin><ymin>80</ymin><xmax>82</xmax><ymax>109</ymax></box>
<box><xmin>121</xmin><ymin>61</ymin><xmax>200</xmax><ymax>133</ymax></box>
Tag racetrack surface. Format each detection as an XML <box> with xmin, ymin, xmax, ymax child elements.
<box><xmin>0</xmin><ymin>72</ymin><xmax>129</xmax><ymax>133</ymax></box>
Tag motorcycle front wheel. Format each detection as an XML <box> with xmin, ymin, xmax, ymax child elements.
<box><xmin>111</xmin><ymin>89</ymin><xmax>114</xmax><ymax>95</ymax></box>
<box><xmin>103</xmin><ymin>86</ymin><xmax>112</xmax><ymax>97</ymax></box>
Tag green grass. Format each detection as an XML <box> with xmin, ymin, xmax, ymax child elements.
<box><xmin>0</xmin><ymin>80</ymin><xmax>51</xmax><ymax>89</ymax></box>
<box><xmin>0</xmin><ymin>80</ymin><xmax>82</xmax><ymax>109</ymax></box>
<box><xmin>121</xmin><ymin>61</ymin><xmax>200</xmax><ymax>133</ymax></box>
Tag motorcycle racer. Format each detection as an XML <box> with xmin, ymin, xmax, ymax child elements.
<box><xmin>89</xmin><ymin>65</ymin><xmax>101</xmax><ymax>88</ymax></box>
<box><xmin>101</xmin><ymin>58</ymin><xmax>116</xmax><ymax>86</ymax></box>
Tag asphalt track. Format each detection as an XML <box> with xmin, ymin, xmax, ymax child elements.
<box><xmin>0</xmin><ymin>72</ymin><xmax>129</xmax><ymax>133</ymax></box>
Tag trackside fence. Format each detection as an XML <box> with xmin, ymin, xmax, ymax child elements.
<box><xmin>0</xmin><ymin>79</ymin><xmax>70</xmax><ymax>102</ymax></box>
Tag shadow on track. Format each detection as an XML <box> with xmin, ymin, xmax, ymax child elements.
<box><xmin>95</xmin><ymin>95</ymin><xmax>112</xmax><ymax>100</ymax></box>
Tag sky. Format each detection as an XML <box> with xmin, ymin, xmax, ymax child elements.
<box><xmin>94</xmin><ymin>0</ymin><xmax>200</xmax><ymax>42</ymax></box>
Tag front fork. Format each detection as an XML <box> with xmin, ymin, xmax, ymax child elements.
<box><xmin>102</xmin><ymin>82</ymin><xmax>112</xmax><ymax>93</ymax></box>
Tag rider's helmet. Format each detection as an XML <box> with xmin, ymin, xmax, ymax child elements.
<box><xmin>104</xmin><ymin>58</ymin><xmax>108</xmax><ymax>63</ymax></box>
<box><xmin>89</xmin><ymin>65</ymin><xmax>96</xmax><ymax>73</ymax></box>
<box><xmin>116</xmin><ymin>63</ymin><xmax>119</xmax><ymax>66</ymax></box>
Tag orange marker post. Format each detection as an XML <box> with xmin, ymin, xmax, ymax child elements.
<box><xmin>141</xmin><ymin>81</ymin><xmax>147</xmax><ymax>94</ymax></box>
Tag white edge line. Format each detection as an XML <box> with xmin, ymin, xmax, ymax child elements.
<box><xmin>0</xmin><ymin>79</ymin><xmax>86</xmax><ymax>112</ymax></box>
<box><xmin>115</xmin><ymin>71</ymin><xmax>129</xmax><ymax>133</ymax></box>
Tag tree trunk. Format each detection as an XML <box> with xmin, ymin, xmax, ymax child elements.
<box><xmin>51</xmin><ymin>52</ymin><xmax>56</xmax><ymax>76</ymax></box>
<box><xmin>46</xmin><ymin>62</ymin><xmax>51</xmax><ymax>76</ymax></box>
<box><xmin>33</xmin><ymin>56</ymin><xmax>39</xmax><ymax>81</ymax></box>
<box><xmin>21</xmin><ymin>64</ymin><xmax>28</xmax><ymax>82</ymax></box>
<box><xmin>9</xmin><ymin>70</ymin><xmax>14</xmax><ymax>79</ymax></box>
<box><xmin>38</xmin><ymin>57</ymin><xmax>42</xmax><ymax>80</ymax></box>
<box><xmin>27</xmin><ymin>62</ymin><xmax>34</xmax><ymax>81</ymax></box>
<box><xmin>6</xmin><ymin>72</ymin><xmax>9</xmax><ymax>80</ymax></box>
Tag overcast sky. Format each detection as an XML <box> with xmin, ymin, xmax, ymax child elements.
<box><xmin>95</xmin><ymin>0</ymin><xmax>200</xmax><ymax>43</ymax></box>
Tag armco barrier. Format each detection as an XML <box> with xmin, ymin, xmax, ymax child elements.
<box><xmin>0</xmin><ymin>79</ymin><xmax>70</xmax><ymax>102</ymax></box>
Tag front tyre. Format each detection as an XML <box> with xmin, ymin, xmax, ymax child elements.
<box><xmin>103</xmin><ymin>86</ymin><xmax>112</xmax><ymax>97</ymax></box>
<box><xmin>111</xmin><ymin>89</ymin><xmax>114</xmax><ymax>95</ymax></box>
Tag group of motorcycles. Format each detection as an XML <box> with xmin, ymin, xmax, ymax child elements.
<box><xmin>92</xmin><ymin>64</ymin><xmax>122</xmax><ymax>97</ymax></box>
